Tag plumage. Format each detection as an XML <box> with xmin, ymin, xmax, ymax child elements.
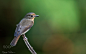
<box><xmin>14</xmin><ymin>18</ymin><xmax>34</xmax><ymax>37</ymax></box>
<box><xmin>10</xmin><ymin>35</ymin><xmax>21</xmax><ymax>46</ymax></box>
<box><xmin>10</xmin><ymin>12</ymin><xmax>39</xmax><ymax>46</ymax></box>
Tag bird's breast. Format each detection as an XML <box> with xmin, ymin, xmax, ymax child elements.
<box><xmin>21</xmin><ymin>29</ymin><xmax>30</xmax><ymax>35</ymax></box>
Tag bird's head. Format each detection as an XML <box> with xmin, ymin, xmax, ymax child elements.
<box><xmin>24</xmin><ymin>12</ymin><xmax>39</xmax><ymax>19</ymax></box>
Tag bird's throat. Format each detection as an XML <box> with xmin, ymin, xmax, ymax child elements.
<box><xmin>30</xmin><ymin>18</ymin><xmax>34</xmax><ymax>21</ymax></box>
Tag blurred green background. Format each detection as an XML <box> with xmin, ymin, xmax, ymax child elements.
<box><xmin>0</xmin><ymin>0</ymin><xmax>86</xmax><ymax>54</ymax></box>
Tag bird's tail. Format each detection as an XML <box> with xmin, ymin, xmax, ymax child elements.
<box><xmin>10</xmin><ymin>35</ymin><xmax>21</xmax><ymax>46</ymax></box>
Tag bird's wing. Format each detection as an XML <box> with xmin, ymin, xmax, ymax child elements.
<box><xmin>14</xmin><ymin>19</ymin><xmax>34</xmax><ymax>37</ymax></box>
<box><xmin>14</xmin><ymin>24</ymin><xmax>22</xmax><ymax>37</ymax></box>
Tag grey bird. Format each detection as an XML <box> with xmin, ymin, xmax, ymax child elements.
<box><xmin>10</xmin><ymin>12</ymin><xmax>39</xmax><ymax>46</ymax></box>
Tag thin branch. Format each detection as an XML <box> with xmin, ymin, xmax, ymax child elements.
<box><xmin>22</xmin><ymin>34</ymin><xmax>37</xmax><ymax>54</ymax></box>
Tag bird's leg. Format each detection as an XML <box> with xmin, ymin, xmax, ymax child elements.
<box><xmin>22</xmin><ymin>34</ymin><xmax>27</xmax><ymax>40</ymax></box>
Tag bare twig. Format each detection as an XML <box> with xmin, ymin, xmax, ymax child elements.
<box><xmin>22</xmin><ymin>34</ymin><xmax>37</xmax><ymax>54</ymax></box>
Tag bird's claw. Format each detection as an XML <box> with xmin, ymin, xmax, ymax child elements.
<box><xmin>23</xmin><ymin>37</ymin><xmax>27</xmax><ymax>40</ymax></box>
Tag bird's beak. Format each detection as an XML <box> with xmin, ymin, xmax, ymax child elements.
<box><xmin>35</xmin><ymin>15</ymin><xmax>39</xmax><ymax>17</ymax></box>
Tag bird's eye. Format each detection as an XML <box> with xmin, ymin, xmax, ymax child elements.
<box><xmin>31</xmin><ymin>15</ymin><xmax>33</xmax><ymax>17</ymax></box>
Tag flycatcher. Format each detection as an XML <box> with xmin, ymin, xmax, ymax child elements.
<box><xmin>10</xmin><ymin>12</ymin><xmax>39</xmax><ymax>46</ymax></box>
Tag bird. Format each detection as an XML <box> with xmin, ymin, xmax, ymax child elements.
<box><xmin>10</xmin><ymin>12</ymin><xmax>39</xmax><ymax>46</ymax></box>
